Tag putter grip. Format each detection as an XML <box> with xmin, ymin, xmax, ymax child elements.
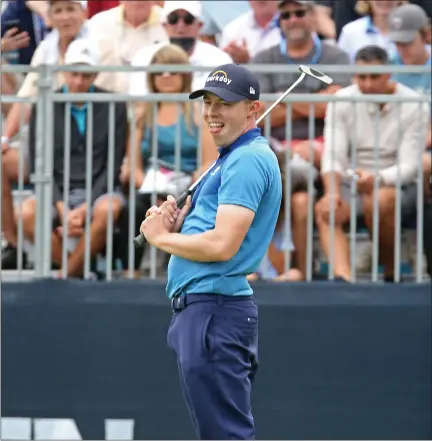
<box><xmin>133</xmin><ymin>190</ymin><xmax>190</xmax><ymax>249</ymax></box>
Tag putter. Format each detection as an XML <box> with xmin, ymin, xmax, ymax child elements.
<box><xmin>134</xmin><ymin>65</ymin><xmax>333</xmax><ymax>248</ymax></box>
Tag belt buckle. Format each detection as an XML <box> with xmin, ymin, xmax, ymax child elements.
<box><xmin>171</xmin><ymin>296</ymin><xmax>182</xmax><ymax>312</ymax></box>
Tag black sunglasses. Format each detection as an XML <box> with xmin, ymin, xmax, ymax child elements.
<box><xmin>357</xmin><ymin>74</ymin><xmax>383</xmax><ymax>80</ymax></box>
<box><xmin>280</xmin><ymin>10</ymin><xmax>308</xmax><ymax>20</ymax></box>
<box><xmin>167</xmin><ymin>12</ymin><xmax>196</xmax><ymax>26</ymax></box>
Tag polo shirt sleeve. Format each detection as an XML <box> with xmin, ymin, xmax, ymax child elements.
<box><xmin>218</xmin><ymin>149</ymin><xmax>270</xmax><ymax>213</ymax></box>
<box><xmin>17</xmin><ymin>41</ymin><xmax>46</xmax><ymax>98</ymax></box>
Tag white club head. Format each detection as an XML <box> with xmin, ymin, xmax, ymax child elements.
<box><xmin>299</xmin><ymin>65</ymin><xmax>333</xmax><ymax>85</ymax></box>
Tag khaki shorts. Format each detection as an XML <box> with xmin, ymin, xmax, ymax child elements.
<box><xmin>340</xmin><ymin>181</ymin><xmax>417</xmax><ymax>220</ymax></box>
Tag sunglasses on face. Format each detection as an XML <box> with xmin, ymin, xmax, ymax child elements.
<box><xmin>357</xmin><ymin>74</ymin><xmax>384</xmax><ymax>80</ymax></box>
<box><xmin>167</xmin><ymin>12</ymin><xmax>196</xmax><ymax>26</ymax></box>
<box><xmin>280</xmin><ymin>9</ymin><xmax>308</xmax><ymax>20</ymax></box>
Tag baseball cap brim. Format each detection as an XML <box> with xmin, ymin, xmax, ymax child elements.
<box><xmin>389</xmin><ymin>30</ymin><xmax>417</xmax><ymax>43</ymax></box>
<box><xmin>189</xmin><ymin>86</ymin><xmax>248</xmax><ymax>102</ymax></box>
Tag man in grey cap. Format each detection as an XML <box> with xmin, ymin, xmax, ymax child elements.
<box><xmin>388</xmin><ymin>3</ymin><xmax>431</xmax><ymax>204</ymax></box>
<box><xmin>389</xmin><ymin>3</ymin><xmax>431</xmax><ymax>94</ymax></box>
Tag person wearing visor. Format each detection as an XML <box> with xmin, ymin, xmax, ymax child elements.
<box><xmin>129</xmin><ymin>1</ymin><xmax>232</xmax><ymax>97</ymax></box>
<box><xmin>140</xmin><ymin>64</ymin><xmax>282</xmax><ymax>440</ymax></box>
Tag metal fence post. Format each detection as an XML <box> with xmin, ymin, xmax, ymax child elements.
<box><xmin>38</xmin><ymin>64</ymin><xmax>54</xmax><ymax>278</ymax></box>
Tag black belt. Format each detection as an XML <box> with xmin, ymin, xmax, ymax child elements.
<box><xmin>170</xmin><ymin>294</ymin><xmax>253</xmax><ymax>312</ymax></box>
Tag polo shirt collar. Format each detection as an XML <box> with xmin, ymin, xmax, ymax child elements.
<box><xmin>61</xmin><ymin>84</ymin><xmax>95</xmax><ymax>110</ymax></box>
<box><xmin>218</xmin><ymin>128</ymin><xmax>261</xmax><ymax>156</ymax></box>
<box><xmin>365</xmin><ymin>16</ymin><xmax>379</xmax><ymax>35</ymax></box>
<box><xmin>116</xmin><ymin>4</ymin><xmax>161</xmax><ymax>27</ymax></box>
<box><xmin>249</xmin><ymin>11</ymin><xmax>279</xmax><ymax>31</ymax></box>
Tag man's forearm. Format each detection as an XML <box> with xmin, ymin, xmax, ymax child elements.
<box><xmin>322</xmin><ymin>172</ymin><xmax>342</xmax><ymax>195</ymax></box>
<box><xmin>155</xmin><ymin>230</ymin><xmax>227</xmax><ymax>262</ymax></box>
<box><xmin>292</xmin><ymin>102</ymin><xmax>328</xmax><ymax>119</ymax></box>
<box><xmin>257</xmin><ymin>103</ymin><xmax>302</xmax><ymax>128</ymax></box>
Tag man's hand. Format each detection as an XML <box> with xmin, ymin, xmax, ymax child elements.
<box><xmin>120</xmin><ymin>160</ymin><xmax>145</xmax><ymax>188</ymax></box>
<box><xmin>57</xmin><ymin>206</ymin><xmax>86</xmax><ymax>237</ymax></box>
<box><xmin>140</xmin><ymin>207</ymin><xmax>172</xmax><ymax>247</ymax></box>
<box><xmin>1</xmin><ymin>28</ymin><xmax>30</xmax><ymax>53</ymax></box>
<box><xmin>355</xmin><ymin>169</ymin><xmax>376</xmax><ymax>195</ymax></box>
<box><xmin>2</xmin><ymin>139</ymin><xmax>10</xmax><ymax>154</ymax></box>
<box><xmin>223</xmin><ymin>39</ymin><xmax>250</xmax><ymax>64</ymax></box>
<box><xmin>315</xmin><ymin>193</ymin><xmax>348</xmax><ymax>225</ymax></box>
<box><xmin>146</xmin><ymin>195</ymin><xmax>192</xmax><ymax>233</ymax></box>
<box><xmin>291</xmin><ymin>140</ymin><xmax>319</xmax><ymax>162</ymax></box>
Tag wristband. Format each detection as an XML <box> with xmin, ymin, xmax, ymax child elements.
<box><xmin>1</xmin><ymin>136</ymin><xmax>10</xmax><ymax>145</ymax></box>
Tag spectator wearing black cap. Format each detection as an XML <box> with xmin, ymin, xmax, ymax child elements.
<box><xmin>252</xmin><ymin>0</ymin><xmax>351</xmax><ymax>279</ymax></box>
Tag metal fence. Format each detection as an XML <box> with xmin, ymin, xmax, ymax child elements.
<box><xmin>1</xmin><ymin>64</ymin><xmax>431</xmax><ymax>282</ymax></box>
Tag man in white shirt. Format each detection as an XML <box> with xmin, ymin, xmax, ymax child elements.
<box><xmin>87</xmin><ymin>0</ymin><xmax>169</xmax><ymax>93</ymax></box>
<box><xmin>316</xmin><ymin>45</ymin><xmax>426</xmax><ymax>282</ymax></box>
<box><xmin>129</xmin><ymin>1</ymin><xmax>232</xmax><ymax>97</ymax></box>
<box><xmin>220</xmin><ymin>0</ymin><xmax>281</xmax><ymax>63</ymax></box>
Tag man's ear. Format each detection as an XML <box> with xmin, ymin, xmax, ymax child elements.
<box><xmin>249</xmin><ymin>100</ymin><xmax>261</xmax><ymax>116</ymax></box>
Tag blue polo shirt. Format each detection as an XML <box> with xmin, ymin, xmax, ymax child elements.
<box><xmin>391</xmin><ymin>46</ymin><xmax>431</xmax><ymax>95</ymax></box>
<box><xmin>62</xmin><ymin>85</ymin><xmax>95</xmax><ymax>135</ymax></box>
<box><xmin>166</xmin><ymin>128</ymin><xmax>282</xmax><ymax>298</ymax></box>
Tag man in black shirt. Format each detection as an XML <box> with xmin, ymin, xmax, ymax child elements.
<box><xmin>21</xmin><ymin>38</ymin><xmax>127</xmax><ymax>278</ymax></box>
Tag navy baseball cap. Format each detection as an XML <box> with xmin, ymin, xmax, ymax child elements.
<box><xmin>189</xmin><ymin>64</ymin><xmax>260</xmax><ymax>102</ymax></box>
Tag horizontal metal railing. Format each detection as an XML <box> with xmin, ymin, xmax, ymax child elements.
<box><xmin>1</xmin><ymin>64</ymin><xmax>431</xmax><ymax>283</ymax></box>
<box><xmin>2</xmin><ymin>64</ymin><xmax>431</xmax><ymax>74</ymax></box>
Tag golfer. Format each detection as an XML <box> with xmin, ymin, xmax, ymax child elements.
<box><xmin>140</xmin><ymin>63</ymin><xmax>282</xmax><ymax>440</ymax></box>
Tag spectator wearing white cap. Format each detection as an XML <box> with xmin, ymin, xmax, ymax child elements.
<box><xmin>219</xmin><ymin>1</ymin><xmax>281</xmax><ymax>64</ymax></box>
<box><xmin>20</xmin><ymin>38</ymin><xmax>127</xmax><ymax>278</ymax></box>
<box><xmin>87</xmin><ymin>0</ymin><xmax>169</xmax><ymax>93</ymax></box>
<box><xmin>129</xmin><ymin>1</ymin><xmax>232</xmax><ymax>97</ymax></box>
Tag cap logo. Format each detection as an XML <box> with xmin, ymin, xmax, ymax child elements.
<box><xmin>392</xmin><ymin>17</ymin><xmax>403</xmax><ymax>29</ymax></box>
<box><xmin>250</xmin><ymin>87</ymin><xmax>255</xmax><ymax>94</ymax></box>
<box><xmin>206</xmin><ymin>70</ymin><xmax>232</xmax><ymax>85</ymax></box>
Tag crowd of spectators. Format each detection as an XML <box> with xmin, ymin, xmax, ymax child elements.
<box><xmin>1</xmin><ymin>0</ymin><xmax>431</xmax><ymax>282</ymax></box>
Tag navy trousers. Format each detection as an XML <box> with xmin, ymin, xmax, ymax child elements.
<box><xmin>167</xmin><ymin>294</ymin><xmax>259</xmax><ymax>440</ymax></box>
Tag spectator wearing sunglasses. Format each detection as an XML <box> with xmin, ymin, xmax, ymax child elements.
<box><xmin>129</xmin><ymin>1</ymin><xmax>232</xmax><ymax>99</ymax></box>
<box><xmin>252</xmin><ymin>0</ymin><xmax>351</xmax><ymax>280</ymax></box>
<box><xmin>219</xmin><ymin>1</ymin><xmax>281</xmax><ymax>64</ymax></box>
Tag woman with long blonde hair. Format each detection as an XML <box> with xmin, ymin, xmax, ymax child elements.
<box><xmin>116</xmin><ymin>43</ymin><xmax>217</xmax><ymax>275</ymax></box>
<box><xmin>338</xmin><ymin>0</ymin><xmax>407</xmax><ymax>60</ymax></box>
